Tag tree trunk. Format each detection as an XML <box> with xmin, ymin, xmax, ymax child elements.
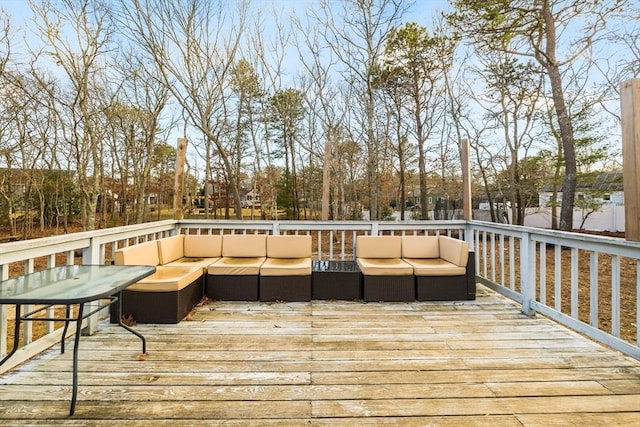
<box><xmin>540</xmin><ymin>1</ymin><xmax>576</xmax><ymax>231</ymax></box>
<box><xmin>321</xmin><ymin>132</ymin><xmax>332</xmax><ymax>220</ymax></box>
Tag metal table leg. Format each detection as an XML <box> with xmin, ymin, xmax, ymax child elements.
<box><xmin>69</xmin><ymin>303</ymin><xmax>84</xmax><ymax>416</ymax></box>
<box><xmin>0</xmin><ymin>304</ymin><xmax>22</xmax><ymax>367</ymax></box>
<box><xmin>115</xmin><ymin>291</ymin><xmax>146</xmax><ymax>354</ymax></box>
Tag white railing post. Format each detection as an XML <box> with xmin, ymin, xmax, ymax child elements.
<box><xmin>82</xmin><ymin>236</ymin><xmax>103</xmax><ymax>335</ymax></box>
<box><xmin>465</xmin><ymin>222</ymin><xmax>474</xmax><ymax>251</ymax></box>
<box><xmin>521</xmin><ymin>231</ymin><xmax>536</xmax><ymax>317</ymax></box>
<box><xmin>0</xmin><ymin>264</ymin><xmax>7</xmax><ymax>357</ymax></box>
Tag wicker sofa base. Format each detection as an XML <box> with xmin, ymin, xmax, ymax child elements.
<box><xmin>259</xmin><ymin>275</ymin><xmax>312</xmax><ymax>302</ymax></box>
<box><xmin>416</xmin><ymin>275</ymin><xmax>467</xmax><ymax>301</ymax></box>
<box><xmin>362</xmin><ymin>275</ymin><xmax>415</xmax><ymax>302</ymax></box>
<box><xmin>109</xmin><ymin>276</ymin><xmax>204</xmax><ymax>324</ymax></box>
<box><xmin>416</xmin><ymin>251</ymin><xmax>476</xmax><ymax>301</ymax></box>
<box><xmin>313</xmin><ymin>271</ymin><xmax>362</xmax><ymax>300</ymax></box>
<box><xmin>206</xmin><ymin>274</ymin><xmax>259</xmax><ymax>301</ymax></box>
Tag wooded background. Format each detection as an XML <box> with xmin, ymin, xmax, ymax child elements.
<box><xmin>0</xmin><ymin>0</ymin><xmax>637</xmax><ymax>238</ymax></box>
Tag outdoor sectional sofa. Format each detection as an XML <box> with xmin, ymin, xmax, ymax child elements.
<box><xmin>111</xmin><ymin>234</ymin><xmax>222</xmax><ymax>323</ymax></box>
<box><xmin>401</xmin><ymin>235</ymin><xmax>476</xmax><ymax>301</ymax></box>
<box><xmin>356</xmin><ymin>234</ymin><xmax>475</xmax><ymax>302</ymax></box>
<box><xmin>111</xmin><ymin>232</ymin><xmax>475</xmax><ymax>324</ymax></box>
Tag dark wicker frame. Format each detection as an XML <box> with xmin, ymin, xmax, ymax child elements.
<box><xmin>362</xmin><ymin>275</ymin><xmax>415</xmax><ymax>302</ymax></box>
<box><xmin>109</xmin><ymin>276</ymin><xmax>204</xmax><ymax>324</ymax></box>
<box><xmin>259</xmin><ymin>275</ymin><xmax>312</xmax><ymax>302</ymax></box>
<box><xmin>206</xmin><ymin>274</ymin><xmax>259</xmax><ymax>301</ymax></box>
<box><xmin>312</xmin><ymin>261</ymin><xmax>362</xmax><ymax>300</ymax></box>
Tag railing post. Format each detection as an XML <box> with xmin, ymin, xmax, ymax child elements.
<box><xmin>82</xmin><ymin>237</ymin><xmax>103</xmax><ymax>335</ymax></box>
<box><xmin>520</xmin><ymin>231</ymin><xmax>536</xmax><ymax>317</ymax></box>
<box><xmin>0</xmin><ymin>264</ymin><xmax>7</xmax><ymax>357</ymax></box>
<box><xmin>371</xmin><ymin>222</ymin><xmax>379</xmax><ymax>236</ymax></box>
<box><xmin>465</xmin><ymin>222</ymin><xmax>474</xmax><ymax>251</ymax></box>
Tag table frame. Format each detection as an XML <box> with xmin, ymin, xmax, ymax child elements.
<box><xmin>0</xmin><ymin>265</ymin><xmax>156</xmax><ymax>416</ymax></box>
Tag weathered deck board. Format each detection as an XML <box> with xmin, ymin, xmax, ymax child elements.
<box><xmin>1</xmin><ymin>285</ymin><xmax>640</xmax><ymax>426</ymax></box>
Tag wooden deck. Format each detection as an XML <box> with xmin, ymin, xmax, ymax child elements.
<box><xmin>2</xmin><ymin>285</ymin><xmax>640</xmax><ymax>426</ymax></box>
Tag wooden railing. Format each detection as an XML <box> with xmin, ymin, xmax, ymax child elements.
<box><xmin>1</xmin><ymin>219</ymin><xmax>639</xmax><ymax>372</ymax></box>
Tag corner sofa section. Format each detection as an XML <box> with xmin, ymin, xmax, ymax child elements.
<box><xmin>111</xmin><ymin>235</ymin><xmax>211</xmax><ymax>324</ymax></box>
<box><xmin>401</xmin><ymin>235</ymin><xmax>475</xmax><ymax>301</ymax></box>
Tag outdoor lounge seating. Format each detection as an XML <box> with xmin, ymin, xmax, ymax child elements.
<box><xmin>259</xmin><ymin>234</ymin><xmax>312</xmax><ymax>302</ymax></box>
<box><xmin>401</xmin><ymin>235</ymin><xmax>476</xmax><ymax>301</ymax></box>
<box><xmin>160</xmin><ymin>234</ymin><xmax>223</xmax><ymax>271</ymax></box>
<box><xmin>206</xmin><ymin>234</ymin><xmax>267</xmax><ymax>301</ymax></box>
<box><xmin>111</xmin><ymin>237</ymin><xmax>205</xmax><ymax>323</ymax></box>
<box><xmin>356</xmin><ymin>235</ymin><xmax>415</xmax><ymax>301</ymax></box>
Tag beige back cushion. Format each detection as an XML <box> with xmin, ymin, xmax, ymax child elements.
<box><xmin>356</xmin><ymin>236</ymin><xmax>402</xmax><ymax>258</ymax></box>
<box><xmin>222</xmin><ymin>234</ymin><xmax>267</xmax><ymax>257</ymax></box>
<box><xmin>157</xmin><ymin>235</ymin><xmax>185</xmax><ymax>264</ymax></box>
<box><xmin>114</xmin><ymin>240</ymin><xmax>159</xmax><ymax>266</ymax></box>
<box><xmin>184</xmin><ymin>234</ymin><xmax>223</xmax><ymax>258</ymax></box>
<box><xmin>401</xmin><ymin>236</ymin><xmax>440</xmax><ymax>259</ymax></box>
<box><xmin>266</xmin><ymin>235</ymin><xmax>312</xmax><ymax>258</ymax></box>
<box><xmin>438</xmin><ymin>236</ymin><xmax>469</xmax><ymax>267</ymax></box>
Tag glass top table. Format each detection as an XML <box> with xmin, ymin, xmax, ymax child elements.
<box><xmin>0</xmin><ymin>264</ymin><xmax>156</xmax><ymax>416</ymax></box>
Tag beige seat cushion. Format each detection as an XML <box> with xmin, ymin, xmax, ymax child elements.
<box><xmin>401</xmin><ymin>235</ymin><xmax>439</xmax><ymax>259</ymax></box>
<box><xmin>207</xmin><ymin>257</ymin><xmax>266</xmax><ymax>275</ymax></box>
<box><xmin>184</xmin><ymin>234</ymin><xmax>223</xmax><ymax>258</ymax></box>
<box><xmin>404</xmin><ymin>258</ymin><xmax>466</xmax><ymax>276</ymax></box>
<box><xmin>162</xmin><ymin>234</ymin><xmax>222</xmax><ymax>271</ymax></box>
<box><xmin>127</xmin><ymin>266</ymin><xmax>202</xmax><ymax>292</ymax></box>
<box><xmin>438</xmin><ymin>236</ymin><xmax>469</xmax><ymax>267</ymax></box>
<box><xmin>356</xmin><ymin>235</ymin><xmax>402</xmax><ymax>258</ymax></box>
<box><xmin>114</xmin><ymin>240</ymin><xmax>159</xmax><ymax>266</ymax></box>
<box><xmin>260</xmin><ymin>235</ymin><xmax>312</xmax><ymax>276</ymax></box>
<box><xmin>157</xmin><ymin>235</ymin><xmax>185</xmax><ymax>264</ymax></box>
<box><xmin>260</xmin><ymin>258</ymin><xmax>312</xmax><ymax>276</ymax></box>
<box><xmin>356</xmin><ymin>258</ymin><xmax>413</xmax><ymax>276</ymax></box>
<box><xmin>222</xmin><ymin>234</ymin><xmax>267</xmax><ymax>257</ymax></box>
<box><xmin>266</xmin><ymin>235</ymin><xmax>312</xmax><ymax>258</ymax></box>
<box><xmin>356</xmin><ymin>235</ymin><xmax>412</xmax><ymax>275</ymax></box>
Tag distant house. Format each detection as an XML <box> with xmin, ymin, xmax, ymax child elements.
<box><xmin>538</xmin><ymin>172</ymin><xmax>624</xmax><ymax>207</ymax></box>
<box><xmin>244</xmin><ymin>189</ymin><xmax>261</xmax><ymax>208</ymax></box>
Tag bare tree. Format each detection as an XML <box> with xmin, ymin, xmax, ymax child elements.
<box><xmin>118</xmin><ymin>0</ymin><xmax>249</xmax><ymax>219</ymax></box>
<box><xmin>313</xmin><ymin>0</ymin><xmax>410</xmax><ymax>220</ymax></box>
<box><xmin>449</xmin><ymin>0</ymin><xmax>626</xmax><ymax>230</ymax></box>
<box><xmin>30</xmin><ymin>0</ymin><xmax>114</xmax><ymax>231</ymax></box>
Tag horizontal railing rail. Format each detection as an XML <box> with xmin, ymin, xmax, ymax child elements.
<box><xmin>1</xmin><ymin>218</ymin><xmax>639</xmax><ymax>370</ymax></box>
